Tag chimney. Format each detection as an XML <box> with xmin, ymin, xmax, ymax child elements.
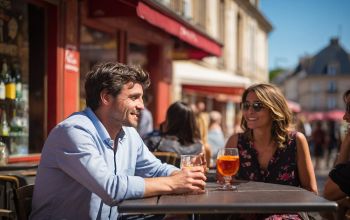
<box><xmin>330</xmin><ymin>37</ymin><xmax>339</xmax><ymax>45</ymax></box>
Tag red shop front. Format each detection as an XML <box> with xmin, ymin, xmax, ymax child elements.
<box><xmin>84</xmin><ymin>0</ymin><xmax>222</xmax><ymax>126</ymax></box>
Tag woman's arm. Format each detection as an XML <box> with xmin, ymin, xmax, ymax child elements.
<box><xmin>225</xmin><ymin>134</ymin><xmax>239</xmax><ymax>148</ymax></box>
<box><xmin>295</xmin><ymin>132</ymin><xmax>318</xmax><ymax>194</ymax></box>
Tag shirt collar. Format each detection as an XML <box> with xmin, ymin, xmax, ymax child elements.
<box><xmin>84</xmin><ymin>107</ymin><xmax>114</xmax><ymax>148</ymax></box>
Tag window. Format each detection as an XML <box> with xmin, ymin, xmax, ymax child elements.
<box><xmin>326</xmin><ymin>63</ymin><xmax>337</xmax><ymax>75</ymax></box>
<box><xmin>79</xmin><ymin>25</ymin><xmax>117</xmax><ymax>109</ymax></box>
<box><xmin>327</xmin><ymin>81</ymin><xmax>337</xmax><ymax>93</ymax></box>
<box><xmin>327</xmin><ymin>97</ymin><xmax>336</xmax><ymax>109</ymax></box>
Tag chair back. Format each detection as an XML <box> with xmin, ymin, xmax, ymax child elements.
<box><xmin>16</xmin><ymin>184</ymin><xmax>34</xmax><ymax>220</ymax></box>
<box><xmin>153</xmin><ymin>151</ymin><xmax>180</xmax><ymax>167</ymax></box>
<box><xmin>0</xmin><ymin>175</ymin><xmax>22</xmax><ymax>219</ymax></box>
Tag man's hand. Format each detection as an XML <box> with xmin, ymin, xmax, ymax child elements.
<box><xmin>144</xmin><ymin>166</ymin><xmax>206</xmax><ymax>197</ymax></box>
<box><xmin>169</xmin><ymin>166</ymin><xmax>207</xmax><ymax>194</ymax></box>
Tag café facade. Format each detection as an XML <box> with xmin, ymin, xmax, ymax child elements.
<box><xmin>0</xmin><ymin>0</ymin><xmax>228</xmax><ymax>155</ymax></box>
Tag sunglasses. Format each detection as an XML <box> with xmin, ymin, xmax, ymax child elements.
<box><xmin>241</xmin><ymin>102</ymin><xmax>265</xmax><ymax>112</ymax></box>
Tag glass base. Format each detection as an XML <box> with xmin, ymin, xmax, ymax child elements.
<box><xmin>216</xmin><ymin>184</ymin><xmax>237</xmax><ymax>191</ymax></box>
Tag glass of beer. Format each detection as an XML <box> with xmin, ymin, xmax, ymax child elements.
<box><xmin>180</xmin><ymin>154</ymin><xmax>205</xmax><ymax>169</ymax></box>
<box><xmin>216</xmin><ymin>148</ymin><xmax>239</xmax><ymax>190</ymax></box>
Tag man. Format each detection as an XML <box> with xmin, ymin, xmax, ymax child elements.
<box><xmin>31</xmin><ymin>62</ymin><xmax>206</xmax><ymax>219</ymax></box>
<box><xmin>323</xmin><ymin>90</ymin><xmax>350</xmax><ymax>220</ymax></box>
<box><xmin>324</xmin><ymin>89</ymin><xmax>350</xmax><ymax>201</ymax></box>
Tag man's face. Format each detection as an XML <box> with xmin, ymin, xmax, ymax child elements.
<box><xmin>110</xmin><ymin>82</ymin><xmax>144</xmax><ymax>128</ymax></box>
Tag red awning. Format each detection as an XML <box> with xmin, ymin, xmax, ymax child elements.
<box><xmin>182</xmin><ymin>85</ymin><xmax>245</xmax><ymax>102</ymax></box>
<box><xmin>136</xmin><ymin>2</ymin><xmax>221</xmax><ymax>57</ymax></box>
<box><xmin>287</xmin><ymin>100</ymin><xmax>301</xmax><ymax>113</ymax></box>
<box><xmin>302</xmin><ymin>110</ymin><xmax>345</xmax><ymax>121</ymax></box>
<box><xmin>88</xmin><ymin>0</ymin><xmax>222</xmax><ymax>59</ymax></box>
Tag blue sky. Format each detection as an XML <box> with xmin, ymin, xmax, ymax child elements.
<box><xmin>260</xmin><ymin>0</ymin><xmax>350</xmax><ymax>70</ymax></box>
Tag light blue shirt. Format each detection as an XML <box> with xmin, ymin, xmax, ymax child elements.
<box><xmin>30</xmin><ymin>108</ymin><xmax>178</xmax><ymax>220</ymax></box>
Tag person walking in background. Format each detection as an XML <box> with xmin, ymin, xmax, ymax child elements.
<box><xmin>137</xmin><ymin>92</ymin><xmax>153</xmax><ymax>139</ymax></box>
<box><xmin>326</xmin><ymin>120</ymin><xmax>340</xmax><ymax>168</ymax></box>
<box><xmin>31</xmin><ymin>62</ymin><xmax>206</xmax><ymax>219</ymax></box>
<box><xmin>312</xmin><ymin>121</ymin><xmax>326</xmax><ymax>170</ymax></box>
<box><xmin>145</xmin><ymin>101</ymin><xmax>204</xmax><ymax>157</ymax></box>
<box><xmin>192</xmin><ymin>101</ymin><xmax>211</xmax><ymax>168</ymax></box>
<box><xmin>225</xmin><ymin>83</ymin><xmax>317</xmax><ymax>219</ymax></box>
<box><xmin>208</xmin><ymin>111</ymin><xmax>225</xmax><ymax>167</ymax></box>
<box><xmin>233</xmin><ymin>110</ymin><xmax>243</xmax><ymax>134</ymax></box>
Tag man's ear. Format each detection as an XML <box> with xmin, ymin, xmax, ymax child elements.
<box><xmin>100</xmin><ymin>89</ymin><xmax>112</xmax><ymax>106</ymax></box>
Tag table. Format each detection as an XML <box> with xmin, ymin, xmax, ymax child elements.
<box><xmin>0</xmin><ymin>163</ymin><xmax>38</xmax><ymax>171</ymax></box>
<box><xmin>0</xmin><ymin>163</ymin><xmax>38</xmax><ymax>185</ymax></box>
<box><xmin>118</xmin><ymin>181</ymin><xmax>337</xmax><ymax>215</ymax></box>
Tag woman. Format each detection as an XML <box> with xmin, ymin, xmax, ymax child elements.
<box><xmin>225</xmin><ymin>83</ymin><xmax>317</xmax><ymax>219</ymax></box>
<box><xmin>146</xmin><ymin>101</ymin><xmax>203</xmax><ymax>157</ymax></box>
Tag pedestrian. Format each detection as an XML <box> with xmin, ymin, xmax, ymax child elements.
<box><xmin>312</xmin><ymin>121</ymin><xmax>326</xmax><ymax>170</ymax></box>
<box><xmin>137</xmin><ymin>92</ymin><xmax>153</xmax><ymax>139</ymax></box>
<box><xmin>325</xmin><ymin>120</ymin><xmax>340</xmax><ymax>168</ymax></box>
<box><xmin>208</xmin><ymin>111</ymin><xmax>225</xmax><ymax>167</ymax></box>
<box><xmin>30</xmin><ymin>62</ymin><xmax>206</xmax><ymax>219</ymax></box>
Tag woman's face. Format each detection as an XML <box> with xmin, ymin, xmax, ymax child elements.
<box><xmin>242</xmin><ymin>91</ymin><xmax>272</xmax><ymax>130</ymax></box>
<box><xmin>344</xmin><ymin>94</ymin><xmax>350</xmax><ymax>123</ymax></box>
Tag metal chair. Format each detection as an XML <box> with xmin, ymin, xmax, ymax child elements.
<box><xmin>152</xmin><ymin>151</ymin><xmax>180</xmax><ymax>167</ymax></box>
<box><xmin>16</xmin><ymin>184</ymin><xmax>34</xmax><ymax>220</ymax></box>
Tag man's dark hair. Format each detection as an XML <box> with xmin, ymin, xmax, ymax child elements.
<box><xmin>85</xmin><ymin>62</ymin><xmax>150</xmax><ymax>110</ymax></box>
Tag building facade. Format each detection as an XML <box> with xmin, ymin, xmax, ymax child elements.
<box><xmin>276</xmin><ymin>38</ymin><xmax>350</xmax><ymax>121</ymax></box>
<box><xmin>161</xmin><ymin>0</ymin><xmax>272</xmax><ymax>135</ymax></box>
<box><xmin>0</xmin><ymin>0</ymin><xmax>224</xmax><ymax>155</ymax></box>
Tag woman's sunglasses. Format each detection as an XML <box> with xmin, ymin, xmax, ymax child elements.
<box><xmin>241</xmin><ymin>102</ymin><xmax>265</xmax><ymax>112</ymax></box>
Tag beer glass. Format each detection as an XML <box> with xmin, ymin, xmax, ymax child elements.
<box><xmin>216</xmin><ymin>148</ymin><xmax>239</xmax><ymax>190</ymax></box>
<box><xmin>180</xmin><ymin>154</ymin><xmax>204</xmax><ymax>169</ymax></box>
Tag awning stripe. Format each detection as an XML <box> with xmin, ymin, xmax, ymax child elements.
<box><xmin>136</xmin><ymin>2</ymin><xmax>222</xmax><ymax>57</ymax></box>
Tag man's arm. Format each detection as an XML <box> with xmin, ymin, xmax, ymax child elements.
<box><xmin>323</xmin><ymin>132</ymin><xmax>350</xmax><ymax>200</ymax></box>
<box><xmin>144</xmin><ymin>166</ymin><xmax>206</xmax><ymax>197</ymax></box>
<box><xmin>324</xmin><ymin>178</ymin><xmax>346</xmax><ymax>201</ymax></box>
<box><xmin>324</xmin><ymin>162</ymin><xmax>350</xmax><ymax>200</ymax></box>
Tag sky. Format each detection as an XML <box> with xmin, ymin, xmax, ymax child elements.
<box><xmin>260</xmin><ymin>0</ymin><xmax>350</xmax><ymax>70</ymax></box>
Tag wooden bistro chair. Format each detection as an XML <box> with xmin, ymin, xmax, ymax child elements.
<box><xmin>16</xmin><ymin>184</ymin><xmax>34</xmax><ymax>220</ymax></box>
<box><xmin>0</xmin><ymin>175</ymin><xmax>21</xmax><ymax>219</ymax></box>
<box><xmin>152</xmin><ymin>152</ymin><xmax>180</xmax><ymax>167</ymax></box>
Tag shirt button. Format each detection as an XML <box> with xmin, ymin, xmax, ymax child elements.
<box><xmin>109</xmin><ymin>140</ymin><xmax>114</xmax><ymax>146</ymax></box>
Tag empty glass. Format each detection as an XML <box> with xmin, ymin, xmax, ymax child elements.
<box><xmin>180</xmin><ymin>154</ymin><xmax>205</xmax><ymax>169</ymax></box>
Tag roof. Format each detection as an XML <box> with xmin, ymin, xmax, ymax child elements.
<box><xmin>305</xmin><ymin>38</ymin><xmax>350</xmax><ymax>75</ymax></box>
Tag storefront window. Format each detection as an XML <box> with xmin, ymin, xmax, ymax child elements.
<box><xmin>128</xmin><ymin>43</ymin><xmax>148</xmax><ymax>67</ymax></box>
<box><xmin>0</xmin><ymin>0</ymin><xmax>29</xmax><ymax>155</ymax></box>
<box><xmin>79</xmin><ymin>25</ymin><xmax>117</xmax><ymax>109</ymax></box>
<box><xmin>0</xmin><ymin>0</ymin><xmax>49</xmax><ymax>155</ymax></box>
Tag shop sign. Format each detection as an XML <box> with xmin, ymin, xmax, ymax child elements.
<box><xmin>65</xmin><ymin>45</ymin><xmax>79</xmax><ymax>73</ymax></box>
